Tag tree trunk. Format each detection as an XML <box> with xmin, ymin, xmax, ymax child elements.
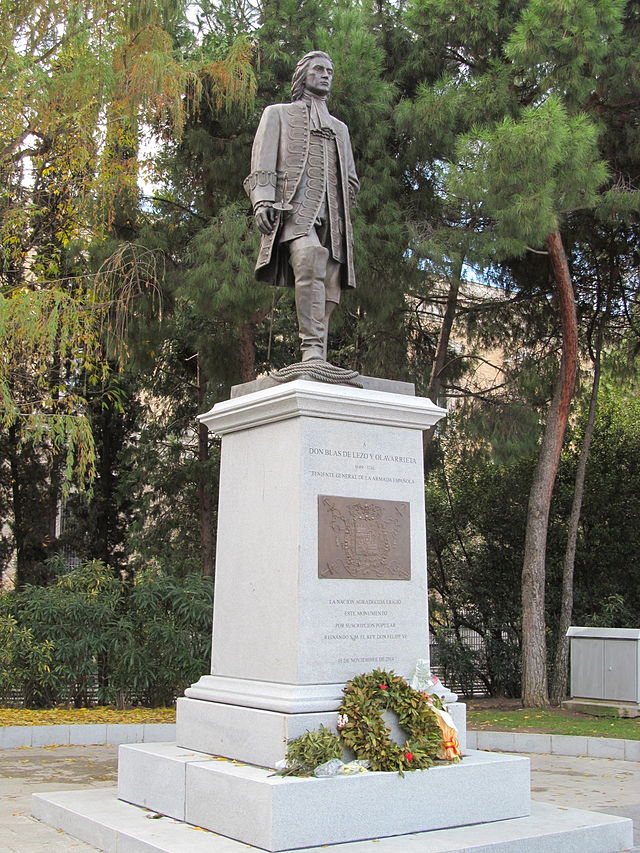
<box><xmin>47</xmin><ymin>343</ymin><xmax>63</xmax><ymax>559</ymax></box>
<box><xmin>197</xmin><ymin>355</ymin><xmax>215</xmax><ymax>578</ymax></box>
<box><xmin>550</xmin><ymin>337</ymin><xmax>602</xmax><ymax>705</ymax></box>
<box><xmin>521</xmin><ymin>229</ymin><xmax>578</xmax><ymax>707</ymax></box>
<box><xmin>423</xmin><ymin>257</ymin><xmax>464</xmax><ymax>452</ymax></box>
<box><xmin>94</xmin><ymin>397</ymin><xmax>116</xmax><ymax>567</ymax></box>
<box><xmin>8</xmin><ymin>425</ymin><xmax>25</xmax><ymax>589</ymax></box>
<box><xmin>238</xmin><ymin>323</ymin><xmax>257</xmax><ymax>383</ymax></box>
<box><xmin>238</xmin><ymin>307</ymin><xmax>270</xmax><ymax>383</ymax></box>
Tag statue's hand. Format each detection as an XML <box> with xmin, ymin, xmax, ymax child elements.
<box><xmin>254</xmin><ymin>202</ymin><xmax>277</xmax><ymax>235</ymax></box>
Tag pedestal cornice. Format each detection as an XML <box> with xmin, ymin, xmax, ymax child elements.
<box><xmin>199</xmin><ymin>379</ymin><xmax>447</xmax><ymax>436</ymax></box>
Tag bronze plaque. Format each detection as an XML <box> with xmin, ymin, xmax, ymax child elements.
<box><xmin>318</xmin><ymin>495</ymin><xmax>411</xmax><ymax>580</ymax></box>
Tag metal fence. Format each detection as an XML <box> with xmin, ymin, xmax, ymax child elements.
<box><xmin>430</xmin><ymin>630</ymin><xmax>490</xmax><ymax>698</ymax></box>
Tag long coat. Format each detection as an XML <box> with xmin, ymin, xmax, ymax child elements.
<box><xmin>243</xmin><ymin>101</ymin><xmax>359</xmax><ymax>290</ymax></box>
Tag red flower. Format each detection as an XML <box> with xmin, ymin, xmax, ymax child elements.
<box><xmin>379</xmin><ymin>684</ymin><xmax>388</xmax><ymax>690</ymax></box>
<box><xmin>405</xmin><ymin>751</ymin><xmax>414</xmax><ymax>761</ymax></box>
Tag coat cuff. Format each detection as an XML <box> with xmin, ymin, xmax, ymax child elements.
<box><xmin>243</xmin><ymin>170</ymin><xmax>278</xmax><ymax>204</ymax></box>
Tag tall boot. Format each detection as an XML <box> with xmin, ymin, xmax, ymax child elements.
<box><xmin>289</xmin><ymin>244</ymin><xmax>329</xmax><ymax>361</ymax></box>
<box><xmin>322</xmin><ymin>301</ymin><xmax>337</xmax><ymax>361</ymax></box>
<box><xmin>322</xmin><ymin>258</ymin><xmax>341</xmax><ymax>361</ymax></box>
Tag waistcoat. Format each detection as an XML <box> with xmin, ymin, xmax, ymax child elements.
<box><xmin>279</xmin><ymin>128</ymin><xmax>345</xmax><ymax>264</ymax></box>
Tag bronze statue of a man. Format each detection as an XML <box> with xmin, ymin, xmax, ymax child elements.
<box><xmin>244</xmin><ymin>50</ymin><xmax>359</xmax><ymax>366</ymax></box>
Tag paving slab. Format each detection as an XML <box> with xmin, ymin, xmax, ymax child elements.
<box><xmin>528</xmin><ymin>751</ymin><xmax>640</xmax><ymax>847</ymax></box>
<box><xmin>0</xmin><ymin>744</ymin><xmax>118</xmax><ymax>852</ymax></box>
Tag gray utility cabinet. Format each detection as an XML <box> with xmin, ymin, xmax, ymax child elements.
<box><xmin>567</xmin><ymin>627</ymin><xmax>640</xmax><ymax>703</ymax></box>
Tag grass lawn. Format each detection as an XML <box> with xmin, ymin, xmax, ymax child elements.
<box><xmin>468</xmin><ymin>706</ymin><xmax>640</xmax><ymax>740</ymax></box>
<box><xmin>0</xmin><ymin>706</ymin><xmax>176</xmax><ymax>726</ymax></box>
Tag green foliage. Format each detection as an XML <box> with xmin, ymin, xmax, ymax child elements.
<box><xmin>282</xmin><ymin>725</ymin><xmax>343</xmax><ymax>776</ymax></box>
<box><xmin>321</xmin><ymin>4</ymin><xmax>418</xmax><ymax>376</ymax></box>
<box><xmin>0</xmin><ymin>608</ymin><xmax>56</xmax><ymax>708</ymax></box>
<box><xmin>0</xmin><ymin>560</ymin><xmax>212</xmax><ymax>707</ymax></box>
<box><xmin>106</xmin><ymin>568</ymin><xmax>213</xmax><ymax>706</ymax></box>
<box><xmin>1</xmin><ymin>0</ymin><xmax>258</xmax><ymax>585</ymax></box>
<box><xmin>447</xmin><ymin>97</ymin><xmax>609</xmax><ymax>256</ymax></box>
<box><xmin>181</xmin><ymin>201</ymin><xmax>265</xmax><ymax>325</ymax></box>
<box><xmin>504</xmin><ymin>0</ymin><xmax>625</xmax><ymax>108</ymax></box>
<box><xmin>570</xmin><ymin>384</ymin><xmax>640</xmax><ymax>627</ymax></box>
<box><xmin>583</xmin><ymin>594</ymin><xmax>632</xmax><ymax>628</ymax></box>
<box><xmin>2</xmin><ymin>1</ymin><xmax>640</xmax><ymax>718</ymax></box>
<box><xmin>427</xmin><ymin>446</ymin><xmax>528</xmax><ymax>696</ymax></box>
<box><xmin>0</xmin><ymin>288</ymin><xmax>111</xmax><ymax>489</ymax></box>
<box><xmin>428</xmin><ymin>375</ymin><xmax>640</xmax><ymax>696</ymax></box>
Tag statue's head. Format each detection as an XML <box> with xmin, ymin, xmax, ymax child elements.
<box><xmin>291</xmin><ymin>50</ymin><xmax>333</xmax><ymax>101</ymax></box>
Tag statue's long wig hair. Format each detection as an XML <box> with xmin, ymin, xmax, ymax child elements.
<box><xmin>291</xmin><ymin>50</ymin><xmax>332</xmax><ymax>101</ymax></box>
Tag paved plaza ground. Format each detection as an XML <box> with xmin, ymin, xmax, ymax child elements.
<box><xmin>1</xmin><ymin>743</ymin><xmax>639</xmax><ymax>852</ymax></box>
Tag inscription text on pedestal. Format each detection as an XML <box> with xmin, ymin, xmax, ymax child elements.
<box><xmin>318</xmin><ymin>495</ymin><xmax>411</xmax><ymax>580</ymax></box>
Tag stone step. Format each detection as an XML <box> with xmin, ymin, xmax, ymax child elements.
<box><xmin>562</xmin><ymin>698</ymin><xmax>639</xmax><ymax>718</ymax></box>
<box><xmin>117</xmin><ymin>745</ymin><xmax>529</xmax><ymax>850</ymax></box>
<box><xmin>32</xmin><ymin>787</ymin><xmax>633</xmax><ymax>853</ymax></box>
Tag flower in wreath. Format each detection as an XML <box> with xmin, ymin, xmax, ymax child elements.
<box><xmin>336</xmin><ymin>714</ymin><xmax>349</xmax><ymax>730</ymax></box>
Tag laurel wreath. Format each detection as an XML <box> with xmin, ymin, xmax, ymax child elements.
<box><xmin>337</xmin><ymin>669</ymin><xmax>448</xmax><ymax>772</ymax></box>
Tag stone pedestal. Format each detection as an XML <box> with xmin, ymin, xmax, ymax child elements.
<box><xmin>177</xmin><ymin>379</ymin><xmax>456</xmax><ymax>767</ymax></box>
<box><xmin>202</xmin><ymin>379</ymin><xmax>444</xmax><ymax>690</ymax></box>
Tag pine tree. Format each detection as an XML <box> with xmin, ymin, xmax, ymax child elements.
<box><xmin>401</xmin><ymin>0</ymin><xmax>639</xmax><ymax>704</ymax></box>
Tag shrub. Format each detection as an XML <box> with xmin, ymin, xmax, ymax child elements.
<box><xmin>0</xmin><ymin>560</ymin><xmax>212</xmax><ymax>708</ymax></box>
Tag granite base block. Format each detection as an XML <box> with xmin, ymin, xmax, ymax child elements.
<box><xmin>32</xmin><ymin>788</ymin><xmax>120</xmax><ymax>852</ymax></box>
<box><xmin>176</xmin><ymin>697</ymin><xmax>468</xmax><ymax>768</ymax></box>
<box><xmin>118</xmin><ymin>744</ymin><xmax>530</xmax><ymax>851</ymax></box>
<box><xmin>474</xmin><ymin>731</ymin><xmax>516</xmax><ymax>752</ymax></box>
<box><xmin>231</xmin><ymin>373</ymin><xmax>416</xmax><ymax>398</ymax></box>
<box><xmin>118</xmin><ymin>742</ymin><xmax>198</xmax><ymax>820</ymax></box>
<box><xmin>105</xmin><ymin>724</ymin><xmax>145</xmax><ymax>745</ymax></box>
<box><xmin>562</xmin><ymin>697</ymin><xmax>640</xmax><ymax>718</ymax></box>
<box><xmin>176</xmin><ymin>696</ymin><xmax>340</xmax><ymax>768</ymax></box>
<box><xmin>143</xmin><ymin>723</ymin><xmax>177</xmax><ymax>742</ymax></box>
<box><xmin>32</xmin><ymin>788</ymin><xmax>634</xmax><ymax>853</ymax></box>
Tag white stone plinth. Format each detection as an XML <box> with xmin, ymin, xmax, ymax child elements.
<box><xmin>118</xmin><ymin>743</ymin><xmax>530</xmax><ymax>851</ymax></box>
<box><xmin>175</xmin><ymin>696</ymin><xmax>468</xmax><ymax>767</ymax></box>
<box><xmin>192</xmin><ymin>380</ymin><xmax>446</xmax><ymax>716</ymax></box>
<box><xmin>176</xmin><ymin>696</ymin><xmax>340</xmax><ymax>767</ymax></box>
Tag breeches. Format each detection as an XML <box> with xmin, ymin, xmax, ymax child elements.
<box><xmin>286</xmin><ymin>223</ymin><xmax>341</xmax><ymax>304</ymax></box>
